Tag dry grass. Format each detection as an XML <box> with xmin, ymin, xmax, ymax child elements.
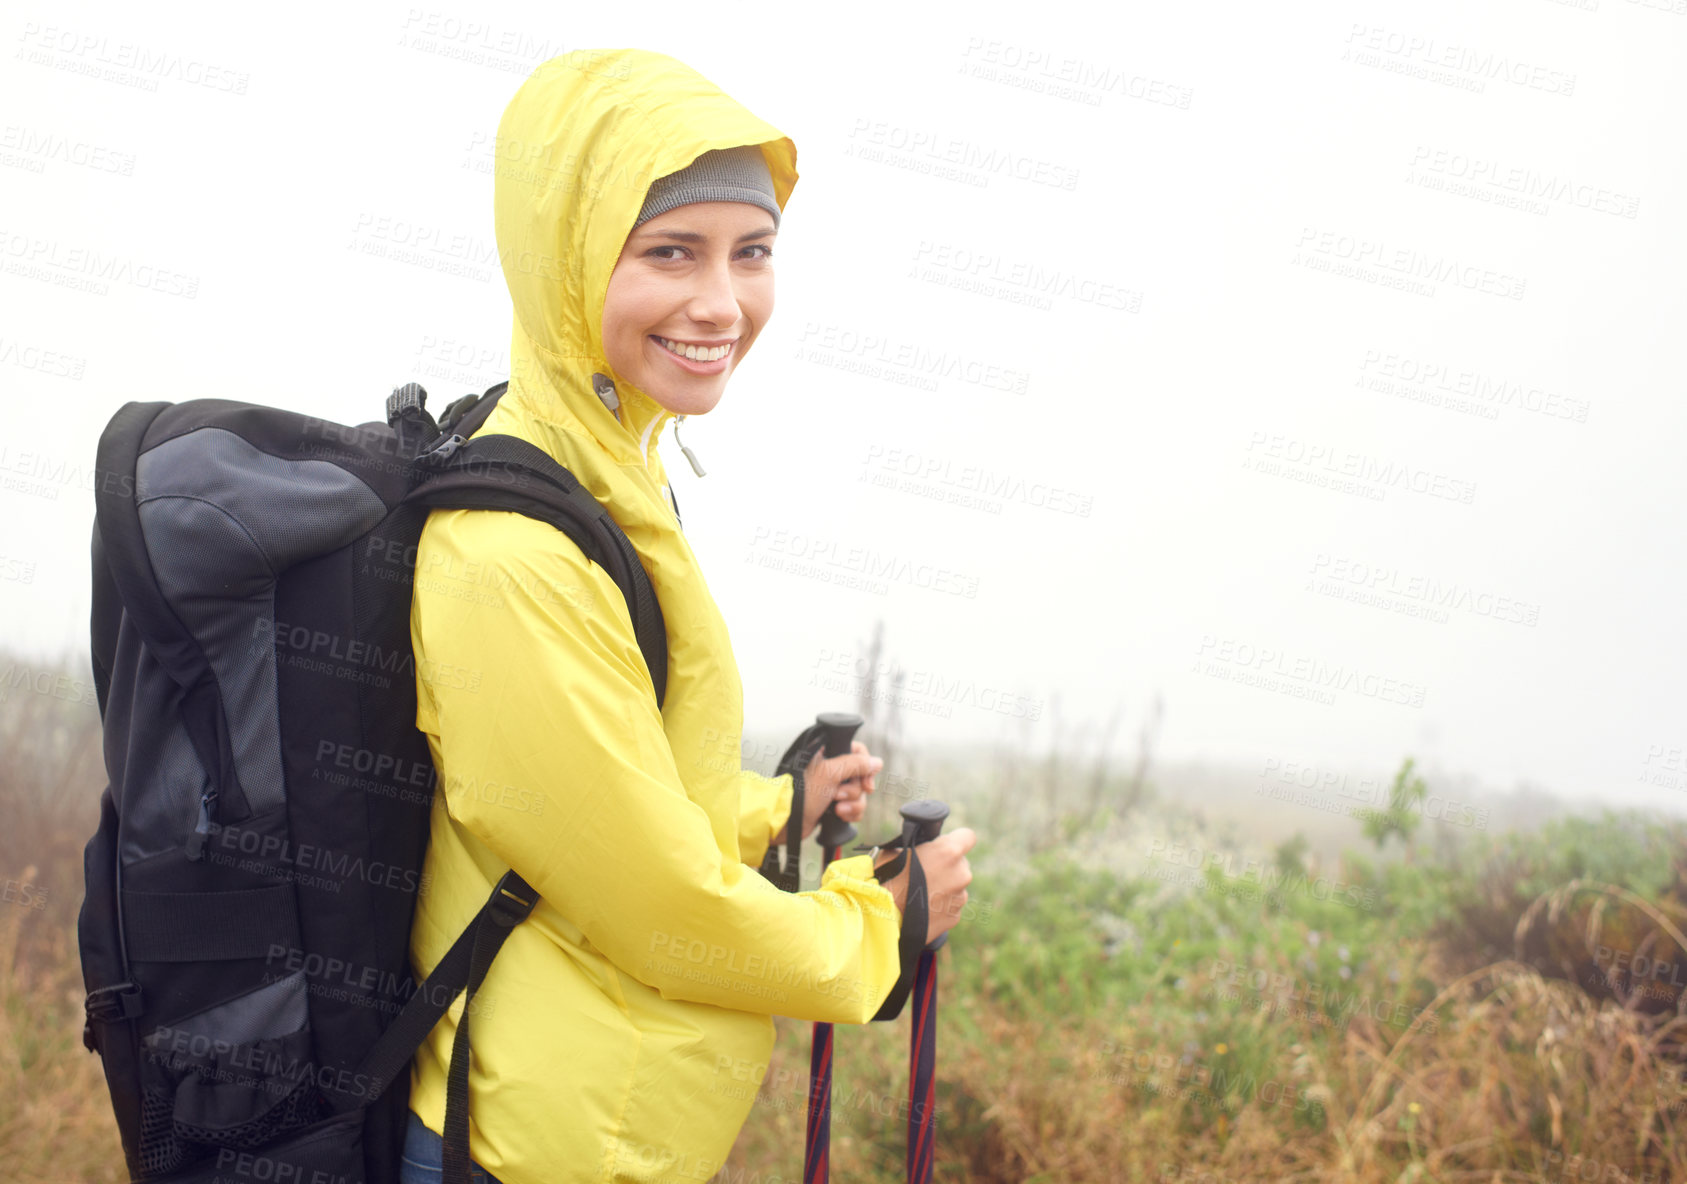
<box><xmin>5</xmin><ymin>652</ymin><xmax>1686</xmax><ymax>1182</ymax></box>
<box><xmin>0</xmin><ymin>657</ymin><xmax>127</xmax><ymax>1183</ymax></box>
<box><xmin>721</xmin><ymin>945</ymin><xmax>1687</xmax><ymax>1182</ymax></box>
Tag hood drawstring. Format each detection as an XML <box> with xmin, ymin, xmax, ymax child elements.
<box><xmin>591</xmin><ymin>372</ymin><xmax>621</xmax><ymax>414</ymax></box>
<box><xmin>593</xmin><ymin>371</ymin><xmax>706</xmax><ymax>478</ymax></box>
<box><xmin>674</xmin><ymin>416</ymin><xmax>706</xmax><ymax>478</ymax></box>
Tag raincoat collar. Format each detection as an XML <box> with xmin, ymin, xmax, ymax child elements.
<box><xmin>492</xmin><ymin>48</ymin><xmax>797</xmax><ymax>471</ymax></box>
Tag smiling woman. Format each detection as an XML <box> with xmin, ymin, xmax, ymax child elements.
<box><xmin>398</xmin><ymin>47</ymin><xmax>976</xmax><ymax>1184</ymax></box>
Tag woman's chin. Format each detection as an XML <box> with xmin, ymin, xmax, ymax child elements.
<box><xmin>649</xmin><ymin>378</ymin><xmax>726</xmax><ymax>417</ymax></box>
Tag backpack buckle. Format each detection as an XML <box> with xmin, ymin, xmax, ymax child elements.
<box><xmin>416</xmin><ymin>433</ymin><xmax>467</xmax><ymax>468</ymax></box>
<box><xmin>386</xmin><ymin>382</ymin><xmax>429</xmax><ymax>426</ymax></box>
<box><xmin>488</xmin><ymin>871</ymin><xmax>538</xmax><ymax>927</ymax></box>
<box><xmin>83</xmin><ymin>982</ymin><xmax>144</xmax><ymax>1048</ymax></box>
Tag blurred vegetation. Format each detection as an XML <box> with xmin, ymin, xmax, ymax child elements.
<box><xmin>3</xmin><ymin>647</ymin><xmax>1686</xmax><ymax>1182</ymax></box>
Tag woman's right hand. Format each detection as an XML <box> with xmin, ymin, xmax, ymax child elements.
<box><xmin>873</xmin><ymin>828</ymin><xmax>976</xmax><ymax>947</ymax></box>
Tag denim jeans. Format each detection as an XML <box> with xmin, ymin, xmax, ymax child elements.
<box><xmin>399</xmin><ymin>1109</ymin><xmax>506</xmax><ymax>1184</ymax></box>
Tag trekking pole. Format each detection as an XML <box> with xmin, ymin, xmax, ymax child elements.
<box><xmin>899</xmin><ymin>799</ymin><xmax>950</xmax><ymax>1184</ymax></box>
<box><xmin>805</xmin><ymin>711</ymin><xmax>862</xmax><ymax>1184</ymax></box>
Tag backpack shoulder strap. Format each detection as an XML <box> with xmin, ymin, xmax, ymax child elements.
<box><xmin>403</xmin><ymin>432</ymin><xmax>669</xmax><ymax>709</ymax></box>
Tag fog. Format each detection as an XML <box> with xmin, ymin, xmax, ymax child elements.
<box><xmin>2</xmin><ymin>0</ymin><xmax>1682</xmax><ymax>812</ymax></box>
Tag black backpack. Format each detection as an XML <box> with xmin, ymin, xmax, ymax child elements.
<box><xmin>79</xmin><ymin>382</ymin><xmax>667</xmax><ymax>1184</ymax></box>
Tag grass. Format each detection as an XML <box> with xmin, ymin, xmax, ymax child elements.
<box><xmin>4</xmin><ymin>651</ymin><xmax>1686</xmax><ymax>1182</ymax></box>
<box><xmin>0</xmin><ymin>658</ymin><xmax>127</xmax><ymax>1184</ymax></box>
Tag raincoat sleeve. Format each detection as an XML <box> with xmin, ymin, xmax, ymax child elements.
<box><xmin>735</xmin><ymin>769</ymin><xmax>792</xmax><ymax>867</ymax></box>
<box><xmin>414</xmin><ymin>509</ymin><xmax>903</xmax><ymax>1024</ymax></box>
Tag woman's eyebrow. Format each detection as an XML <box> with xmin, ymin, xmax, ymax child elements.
<box><xmin>640</xmin><ymin>227</ymin><xmax>777</xmax><ymax>243</ymax></box>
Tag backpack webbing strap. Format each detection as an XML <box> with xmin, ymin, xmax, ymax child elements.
<box><xmin>341</xmin><ymin>872</ymin><xmax>537</xmax><ymax>1114</ymax></box>
<box><xmin>440</xmin><ymin>872</ymin><xmax>535</xmax><ymax>1184</ymax></box>
<box><xmin>405</xmin><ymin>433</ymin><xmax>669</xmax><ymax>708</ymax></box>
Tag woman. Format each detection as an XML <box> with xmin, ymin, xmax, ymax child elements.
<box><xmin>400</xmin><ymin>48</ymin><xmax>976</xmax><ymax>1183</ymax></box>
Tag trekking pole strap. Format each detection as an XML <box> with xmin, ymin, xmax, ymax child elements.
<box><xmin>761</xmin><ymin>724</ymin><xmax>827</xmax><ymax>892</ymax></box>
<box><xmin>869</xmin><ymin>846</ymin><xmax>930</xmax><ymax>1023</ymax></box>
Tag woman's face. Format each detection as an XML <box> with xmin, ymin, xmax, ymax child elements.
<box><xmin>601</xmin><ymin>201</ymin><xmax>777</xmax><ymax>417</ymax></box>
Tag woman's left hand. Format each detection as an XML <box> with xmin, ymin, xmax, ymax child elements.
<box><xmin>795</xmin><ymin>740</ymin><xmax>882</xmax><ymax>840</ymax></box>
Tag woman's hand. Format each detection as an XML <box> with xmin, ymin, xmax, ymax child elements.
<box><xmin>873</xmin><ymin>828</ymin><xmax>976</xmax><ymax>948</ymax></box>
<box><xmin>773</xmin><ymin>741</ymin><xmax>883</xmax><ymax>845</ymax></box>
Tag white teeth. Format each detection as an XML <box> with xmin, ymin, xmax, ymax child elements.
<box><xmin>658</xmin><ymin>337</ymin><xmax>731</xmax><ymax>362</ymax></box>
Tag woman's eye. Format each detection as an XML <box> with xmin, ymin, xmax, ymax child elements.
<box><xmin>739</xmin><ymin>244</ymin><xmax>774</xmax><ymax>261</ymax></box>
<box><xmin>648</xmin><ymin>245</ymin><xmax>689</xmax><ymax>261</ymax></box>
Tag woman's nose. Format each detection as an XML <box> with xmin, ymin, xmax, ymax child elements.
<box><xmin>686</xmin><ymin>259</ymin><xmax>742</xmax><ymax>327</ymax></box>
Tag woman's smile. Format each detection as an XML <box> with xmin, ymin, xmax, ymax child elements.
<box><xmin>651</xmin><ymin>335</ymin><xmax>737</xmax><ymax>372</ymax></box>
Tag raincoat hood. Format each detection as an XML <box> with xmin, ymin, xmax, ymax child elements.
<box><xmin>493</xmin><ymin>47</ymin><xmax>798</xmax><ymax>468</ymax></box>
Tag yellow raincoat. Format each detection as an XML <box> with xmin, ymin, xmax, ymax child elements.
<box><xmin>406</xmin><ymin>48</ymin><xmax>903</xmax><ymax>1183</ymax></box>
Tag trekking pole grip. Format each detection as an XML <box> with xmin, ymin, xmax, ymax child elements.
<box><xmin>814</xmin><ymin>711</ymin><xmax>863</xmax><ymax>853</ymax></box>
<box><xmin>899</xmin><ymin>799</ymin><xmax>950</xmax><ymax>950</ymax></box>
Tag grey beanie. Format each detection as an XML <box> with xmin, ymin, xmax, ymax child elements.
<box><xmin>635</xmin><ymin>145</ymin><xmax>781</xmax><ymax>229</ymax></box>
